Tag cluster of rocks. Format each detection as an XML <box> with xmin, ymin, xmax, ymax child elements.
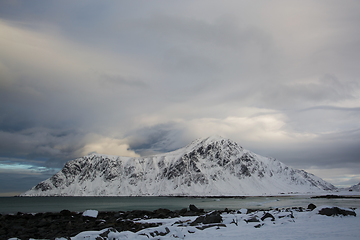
<box><xmin>0</xmin><ymin>205</ymin><xmax>205</xmax><ymax>239</ymax></box>
<box><xmin>318</xmin><ymin>206</ymin><xmax>356</xmax><ymax>217</ymax></box>
<box><xmin>0</xmin><ymin>203</ymin><xmax>356</xmax><ymax>239</ymax></box>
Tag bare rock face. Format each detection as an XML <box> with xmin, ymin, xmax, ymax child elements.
<box><xmin>22</xmin><ymin>136</ymin><xmax>336</xmax><ymax>196</ymax></box>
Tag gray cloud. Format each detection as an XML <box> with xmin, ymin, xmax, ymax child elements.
<box><xmin>0</xmin><ymin>0</ymin><xmax>360</xmax><ymax>193</ymax></box>
<box><xmin>0</xmin><ymin>128</ymin><xmax>86</xmax><ymax>167</ymax></box>
<box><xmin>100</xmin><ymin>74</ymin><xmax>148</xmax><ymax>89</ymax></box>
<box><xmin>247</xmin><ymin>74</ymin><xmax>359</xmax><ymax>110</ymax></box>
<box><xmin>126</xmin><ymin>122</ymin><xmax>187</xmax><ymax>156</ymax></box>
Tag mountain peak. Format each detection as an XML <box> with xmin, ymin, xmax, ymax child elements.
<box><xmin>202</xmin><ymin>135</ymin><xmax>226</xmax><ymax>142</ymax></box>
<box><xmin>200</xmin><ymin>135</ymin><xmax>227</xmax><ymax>144</ymax></box>
<box><xmin>22</xmin><ymin>136</ymin><xmax>336</xmax><ymax>196</ymax></box>
<box><xmin>186</xmin><ymin>135</ymin><xmax>237</xmax><ymax>149</ymax></box>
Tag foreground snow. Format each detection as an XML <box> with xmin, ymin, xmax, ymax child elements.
<box><xmin>51</xmin><ymin>206</ymin><xmax>359</xmax><ymax>240</ymax></box>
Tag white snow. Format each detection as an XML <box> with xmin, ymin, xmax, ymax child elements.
<box><xmin>82</xmin><ymin>210</ymin><xmax>98</xmax><ymax>218</ymax></box>
<box><xmin>52</xmin><ymin>206</ymin><xmax>359</xmax><ymax>240</ymax></box>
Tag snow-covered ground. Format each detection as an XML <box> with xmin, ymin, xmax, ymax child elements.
<box><xmin>49</xmin><ymin>206</ymin><xmax>359</xmax><ymax>240</ymax></box>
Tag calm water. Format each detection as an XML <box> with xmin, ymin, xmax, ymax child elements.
<box><xmin>1</xmin><ymin>196</ymin><xmax>360</xmax><ymax>214</ymax></box>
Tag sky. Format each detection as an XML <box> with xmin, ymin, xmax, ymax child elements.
<box><xmin>0</xmin><ymin>0</ymin><xmax>360</xmax><ymax>196</ymax></box>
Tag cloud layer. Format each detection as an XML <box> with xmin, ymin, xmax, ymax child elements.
<box><xmin>1</xmin><ymin>0</ymin><xmax>360</xmax><ymax>194</ymax></box>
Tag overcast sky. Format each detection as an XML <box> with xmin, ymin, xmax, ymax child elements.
<box><xmin>1</xmin><ymin>0</ymin><xmax>360</xmax><ymax>196</ymax></box>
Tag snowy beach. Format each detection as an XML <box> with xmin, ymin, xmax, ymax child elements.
<box><xmin>4</xmin><ymin>203</ymin><xmax>360</xmax><ymax>240</ymax></box>
<box><xmin>63</xmin><ymin>206</ymin><xmax>360</xmax><ymax>240</ymax></box>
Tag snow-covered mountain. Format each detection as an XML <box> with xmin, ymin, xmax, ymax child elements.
<box><xmin>348</xmin><ymin>182</ymin><xmax>360</xmax><ymax>192</ymax></box>
<box><xmin>22</xmin><ymin>136</ymin><xmax>336</xmax><ymax>196</ymax></box>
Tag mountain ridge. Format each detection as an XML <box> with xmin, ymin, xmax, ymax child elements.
<box><xmin>22</xmin><ymin>136</ymin><xmax>336</xmax><ymax>196</ymax></box>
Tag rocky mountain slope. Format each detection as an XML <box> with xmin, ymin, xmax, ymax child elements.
<box><xmin>22</xmin><ymin>136</ymin><xmax>336</xmax><ymax>196</ymax></box>
<box><xmin>349</xmin><ymin>182</ymin><xmax>360</xmax><ymax>192</ymax></box>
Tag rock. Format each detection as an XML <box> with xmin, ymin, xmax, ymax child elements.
<box><xmin>196</xmin><ymin>223</ymin><xmax>226</xmax><ymax>230</ymax></box>
<box><xmin>318</xmin><ymin>207</ymin><xmax>356</xmax><ymax>217</ymax></box>
<box><xmin>124</xmin><ymin>210</ymin><xmax>153</xmax><ymax>219</ymax></box>
<box><xmin>0</xmin><ymin>210</ymin><xmax>163</xmax><ymax>239</ymax></box>
<box><xmin>307</xmin><ymin>203</ymin><xmax>317</xmax><ymax>211</ymax></box>
<box><xmin>148</xmin><ymin>227</ymin><xmax>170</xmax><ymax>237</ymax></box>
<box><xmin>60</xmin><ymin>209</ymin><xmax>72</xmax><ymax>216</ymax></box>
<box><xmin>261</xmin><ymin>212</ymin><xmax>275</xmax><ymax>221</ymax></box>
<box><xmin>278</xmin><ymin>212</ymin><xmax>294</xmax><ymax>219</ymax></box>
<box><xmin>83</xmin><ymin>210</ymin><xmax>98</xmax><ymax>218</ymax></box>
<box><xmin>99</xmin><ymin>228</ymin><xmax>117</xmax><ymax>238</ymax></box>
<box><xmin>238</xmin><ymin>208</ymin><xmax>248</xmax><ymax>214</ymax></box>
<box><xmin>254</xmin><ymin>223</ymin><xmax>264</xmax><ymax>228</ymax></box>
<box><xmin>245</xmin><ymin>216</ymin><xmax>260</xmax><ymax>223</ymax></box>
<box><xmin>190</xmin><ymin>211</ymin><xmax>222</xmax><ymax>226</ymax></box>
<box><xmin>189</xmin><ymin>204</ymin><xmax>201</xmax><ymax>212</ymax></box>
<box><xmin>153</xmin><ymin>208</ymin><xmax>173</xmax><ymax>218</ymax></box>
<box><xmin>179</xmin><ymin>208</ymin><xmax>187</xmax><ymax>215</ymax></box>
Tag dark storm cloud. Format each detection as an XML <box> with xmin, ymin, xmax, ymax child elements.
<box><xmin>0</xmin><ymin>169</ymin><xmax>59</xmax><ymax>196</ymax></box>
<box><xmin>0</xmin><ymin>127</ymin><xmax>86</xmax><ymax>167</ymax></box>
<box><xmin>126</xmin><ymin>123</ymin><xmax>187</xmax><ymax>156</ymax></box>
<box><xmin>0</xmin><ymin>156</ymin><xmax>61</xmax><ymax>195</ymax></box>
<box><xmin>0</xmin><ymin>172</ymin><xmax>39</xmax><ymax>195</ymax></box>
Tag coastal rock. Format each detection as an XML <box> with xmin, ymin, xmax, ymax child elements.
<box><xmin>261</xmin><ymin>212</ymin><xmax>275</xmax><ymax>221</ymax></box>
<box><xmin>307</xmin><ymin>203</ymin><xmax>317</xmax><ymax>211</ymax></box>
<box><xmin>2</xmin><ymin>205</ymin><xmax>359</xmax><ymax>239</ymax></box>
<box><xmin>190</xmin><ymin>211</ymin><xmax>223</xmax><ymax>226</ymax></box>
<box><xmin>0</xmin><ymin>209</ymin><xmax>165</xmax><ymax>239</ymax></box>
<box><xmin>83</xmin><ymin>210</ymin><xmax>98</xmax><ymax>218</ymax></box>
<box><xmin>318</xmin><ymin>207</ymin><xmax>356</xmax><ymax>217</ymax></box>
<box><xmin>189</xmin><ymin>204</ymin><xmax>204</xmax><ymax>213</ymax></box>
<box><xmin>245</xmin><ymin>216</ymin><xmax>260</xmax><ymax>223</ymax></box>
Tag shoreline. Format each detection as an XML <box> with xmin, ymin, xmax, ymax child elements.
<box><xmin>13</xmin><ymin>193</ymin><xmax>360</xmax><ymax>198</ymax></box>
<box><xmin>1</xmin><ymin>203</ymin><xmax>358</xmax><ymax>240</ymax></box>
<box><xmin>7</xmin><ymin>194</ymin><xmax>360</xmax><ymax>205</ymax></box>
<box><xmin>2</xmin><ymin>194</ymin><xmax>360</xmax><ymax>215</ymax></box>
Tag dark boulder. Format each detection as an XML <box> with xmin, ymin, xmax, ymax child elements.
<box><xmin>153</xmin><ymin>208</ymin><xmax>174</xmax><ymax>218</ymax></box>
<box><xmin>318</xmin><ymin>207</ymin><xmax>356</xmax><ymax>217</ymax></box>
<box><xmin>261</xmin><ymin>212</ymin><xmax>275</xmax><ymax>221</ymax></box>
<box><xmin>189</xmin><ymin>204</ymin><xmax>203</xmax><ymax>213</ymax></box>
<box><xmin>254</xmin><ymin>223</ymin><xmax>264</xmax><ymax>228</ymax></box>
<box><xmin>148</xmin><ymin>227</ymin><xmax>170</xmax><ymax>237</ymax></box>
<box><xmin>179</xmin><ymin>208</ymin><xmax>188</xmax><ymax>215</ymax></box>
<box><xmin>124</xmin><ymin>210</ymin><xmax>152</xmax><ymax>219</ymax></box>
<box><xmin>0</xmin><ymin>210</ymin><xmax>162</xmax><ymax>239</ymax></box>
<box><xmin>196</xmin><ymin>223</ymin><xmax>226</xmax><ymax>230</ymax></box>
<box><xmin>244</xmin><ymin>216</ymin><xmax>260</xmax><ymax>223</ymax></box>
<box><xmin>60</xmin><ymin>209</ymin><xmax>73</xmax><ymax>216</ymax></box>
<box><xmin>307</xmin><ymin>203</ymin><xmax>317</xmax><ymax>211</ymax></box>
<box><xmin>190</xmin><ymin>211</ymin><xmax>222</xmax><ymax>226</ymax></box>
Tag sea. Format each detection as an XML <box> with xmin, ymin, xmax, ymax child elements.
<box><xmin>1</xmin><ymin>195</ymin><xmax>360</xmax><ymax>214</ymax></box>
